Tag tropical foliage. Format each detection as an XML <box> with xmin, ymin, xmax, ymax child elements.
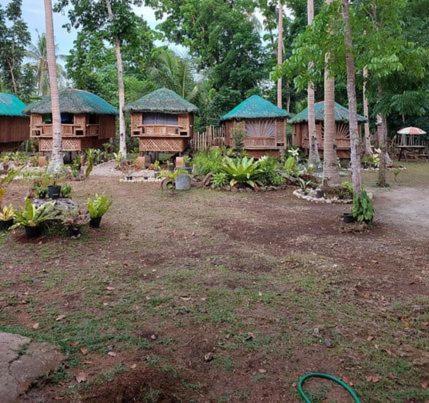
<box><xmin>12</xmin><ymin>198</ymin><xmax>60</xmax><ymax>228</ymax></box>
<box><xmin>87</xmin><ymin>194</ymin><xmax>112</xmax><ymax>219</ymax></box>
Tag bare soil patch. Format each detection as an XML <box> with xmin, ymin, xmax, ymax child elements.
<box><xmin>0</xmin><ymin>163</ymin><xmax>428</xmax><ymax>402</ymax></box>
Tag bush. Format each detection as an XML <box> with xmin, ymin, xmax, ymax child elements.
<box><xmin>221</xmin><ymin>156</ymin><xmax>260</xmax><ymax>188</ymax></box>
<box><xmin>257</xmin><ymin>156</ymin><xmax>284</xmax><ymax>186</ymax></box>
<box><xmin>212</xmin><ymin>172</ymin><xmax>228</xmax><ymax>189</ymax></box>
<box><xmin>193</xmin><ymin>149</ymin><xmax>224</xmax><ymax>176</ymax></box>
<box><xmin>352</xmin><ymin>190</ymin><xmax>375</xmax><ymax>223</ymax></box>
<box><xmin>232</xmin><ymin>128</ymin><xmax>245</xmax><ymax>155</ymax></box>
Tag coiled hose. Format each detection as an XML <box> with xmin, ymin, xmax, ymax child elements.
<box><xmin>297</xmin><ymin>372</ymin><xmax>361</xmax><ymax>403</ymax></box>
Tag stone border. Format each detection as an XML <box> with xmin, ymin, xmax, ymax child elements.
<box><xmin>293</xmin><ymin>189</ymin><xmax>352</xmax><ymax>204</ymax></box>
<box><xmin>119</xmin><ymin>177</ymin><xmax>162</xmax><ymax>183</ymax></box>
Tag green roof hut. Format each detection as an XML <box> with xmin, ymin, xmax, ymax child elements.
<box><xmin>220</xmin><ymin>95</ymin><xmax>291</xmax><ymax>157</ymax></box>
<box><xmin>26</xmin><ymin>89</ymin><xmax>117</xmax><ymax>153</ymax></box>
<box><xmin>0</xmin><ymin>93</ymin><xmax>29</xmax><ymax>151</ymax></box>
<box><xmin>126</xmin><ymin>88</ymin><xmax>198</xmax><ymax>154</ymax></box>
<box><xmin>289</xmin><ymin>101</ymin><xmax>366</xmax><ymax>159</ymax></box>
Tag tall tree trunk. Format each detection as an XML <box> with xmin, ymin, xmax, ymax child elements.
<box><xmin>322</xmin><ymin>0</ymin><xmax>340</xmax><ymax>186</ymax></box>
<box><xmin>277</xmin><ymin>0</ymin><xmax>283</xmax><ymax>109</ymax></box>
<box><xmin>7</xmin><ymin>60</ymin><xmax>18</xmax><ymax>94</ymax></box>
<box><xmin>362</xmin><ymin>67</ymin><xmax>373</xmax><ymax>155</ymax></box>
<box><xmin>106</xmin><ymin>0</ymin><xmax>127</xmax><ymax>159</ymax></box>
<box><xmin>342</xmin><ymin>0</ymin><xmax>362</xmax><ymax>194</ymax></box>
<box><xmin>44</xmin><ymin>0</ymin><xmax>63</xmax><ymax>173</ymax></box>
<box><xmin>307</xmin><ymin>0</ymin><xmax>321</xmax><ymax>167</ymax></box>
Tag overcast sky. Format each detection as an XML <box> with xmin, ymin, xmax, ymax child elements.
<box><xmin>14</xmin><ymin>1</ymin><xmax>169</xmax><ymax>55</ymax></box>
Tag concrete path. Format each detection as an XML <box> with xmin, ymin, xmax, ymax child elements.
<box><xmin>0</xmin><ymin>332</ymin><xmax>64</xmax><ymax>403</ymax></box>
<box><xmin>373</xmin><ymin>186</ymin><xmax>429</xmax><ymax>238</ymax></box>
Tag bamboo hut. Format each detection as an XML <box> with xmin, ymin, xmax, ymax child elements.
<box><xmin>220</xmin><ymin>95</ymin><xmax>291</xmax><ymax>158</ymax></box>
<box><xmin>126</xmin><ymin>88</ymin><xmax>198</xmax><ymax>154</ymax></box>
<box><xmin>26</xmin><ymin>89</ymin><xmax>117</xmax><ymax>153</ymax></box>
<box><xmin>290</xmin><ymin>101</ymin><xmax>366</xmax><ymax>159</ymax></box>
<box><xmin>0</xmin><ymin>93</ymin><xmax>29</xmax><ymax>151</ymax></box>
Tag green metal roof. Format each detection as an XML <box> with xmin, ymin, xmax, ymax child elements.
<box><xmin>0</xmin><ymin>93</ymin><xmax>27</xmax><ymax>117</ymax></box>
<box><xmin>25</xmin><ymin>89</ymin><xmax>117</xmax><ymax>115</ymax></box>
<box><xmin>125</xmin><ymin>88</ymin><xmax>198</xmax><ymax>114</ymax></box>
<box><xmin>221</xmin><ymin>95</ymin><xmax>291</xmax><ymax>121</ymax></box>
<box><xmin>289</xmin><ymin>101</ymin><xmax>367</xmax><ymax>123</ymax></box>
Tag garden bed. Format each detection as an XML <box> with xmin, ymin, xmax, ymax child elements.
<box><xmin>293</xmin><ymin>188</ymin><xmax>353</xmax><ymax>204</ymax></box>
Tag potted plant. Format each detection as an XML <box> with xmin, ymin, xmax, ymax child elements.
<box><xmin>87</xmin><ymin>194</ymin><xmax>112</xmax><ymax>228</ymax></box>
<box><xmin>0</xmin><ymin>205</ymin><xmax>15</xmax><ymax>231</ymax></box>
<box><xmin>12</xmin><ymin>198</ymin><xmax>60</xmax><ymax>238</ymax></box>
<box><xmin>48</xmin><ymin>177</ymin><xmax>62</xmax><ymax>199</ymax></box>
<box><xmin>62</xmin><ymin>210</ymin><xmax>88</xmax><ymax>237</ymax></box>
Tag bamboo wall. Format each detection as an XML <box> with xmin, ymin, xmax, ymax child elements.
<box><xmin>0</xmin><ymin>116</ymin><xmax>30</xmax><ymax>149</ymax></box>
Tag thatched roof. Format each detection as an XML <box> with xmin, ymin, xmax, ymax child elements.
<box><xmin>289</xmin><ymin>101</ymin><xmax>367</xmax><ymax>124</ymax></box>
<box><xmin>125</xmin><ymin>88</ymin><xmax>198</xmax><ymax>114</ymax></box>
<box><xmin>221</xmin><ymin>95</ymin><xmax>291</xmax><ymax>121</ymax></box>
<box><xmin>0</xmin><ymin>93</ymin><xmax>27</xmax><ymax>117</ymax></box>
<box><xmin>25</xmin><ymin>89</ymin><xmax>117</xmax><ymax>115</ymax></box>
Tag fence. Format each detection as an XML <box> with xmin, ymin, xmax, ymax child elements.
<box><xmin>192</xmin><ymin>126</ymin><xmax>225</xmax><ymax>151</ymax></box>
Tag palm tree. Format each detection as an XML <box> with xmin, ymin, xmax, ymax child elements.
<box><xmin>362</xmin><ymin>67</ymin><xmax>373</xmax><ymax>155</ymax></box>
<box><xmin>322</xmin><ymin>0</ymin><xmax>340</xmax><ymax>187</ymax></box>
<box><xmin>307</xmin><ymin>0</ymin><xmax>321</xmax><ymax>167</ymax></box>
<box><xmin>342</xmin><ymin>0</ymin><xmax>362</xmax><ymax>194</ymax></box>
<box><xmin>149</xmin><ymin>50</ymin><xmax>199</xmax><ymax>101</ymax></box>
<box><xmin>44</xmin><ymin>0</ymin><xmax>63</xmax><ymax>173</ymax></box>
<box><xmin>277</xmin><ymin>0</ymin><xmax>283</xmax><ymax>109</ymax></box>
<box><xmin>26</xmin><ymin>31</ymin><xmax>66</xmax><ymax>96</ymax></box>
<box><xmin>105</xmin><ymin>0</ymin><xmax>127</xmax><ymax>159</ymax></box>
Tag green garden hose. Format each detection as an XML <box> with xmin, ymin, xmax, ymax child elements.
<box><xmin>297</xmin><ymin>372</ymin><xmax>361</xmax><ymax>403</ymax></box>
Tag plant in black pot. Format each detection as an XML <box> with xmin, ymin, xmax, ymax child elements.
<box><xmin>87</xmin><ymin>194</ymin><xmax>112</xmax><ymax>228</ymax></box>
<box><xmin>0</xmin><ymin>205</ymin><xmax>15</xmax><ymax>231</ymax></box>
<box><xmin>11</xmin><ymin>198</ymin><xmax>60</xmax><ymax>238</ymax></box>
<box><xmin>351</xmin><ymin>190</ymin><xmax>375</xmax><ymax>224</ymax></box>
<box><xmin>60</xmin><ymin>184</ymin><xmax>72</xmax><ymax>198</ymax></box>
<box><xmin>63</xmin><ymin>210</ymin><xmax>88</xmax><ymax>238</ymax></box>
<box><xmin>48</xmin><ymin>177</ymin><xmax>62</xmax><ymax>200</ymax></box>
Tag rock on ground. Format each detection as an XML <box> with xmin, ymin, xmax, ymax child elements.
<box><xmin>0</xmin><ymin>332</ymin><xmax>64</xmax><ymax>403</ymax></box>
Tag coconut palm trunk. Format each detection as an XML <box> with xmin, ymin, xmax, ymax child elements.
<box><xmin>376</xmin><ymin>111</ymin><xmax>389</xmax><ymax>187</ymax></box>
<box><xmin>307</xmin><ymin>0</ymin><xmax>321</xmax><ymax>167</ymax></box>
<box><xmin>106</xmin><ymin>0</ymin><xmax>127</xmax><ymax>159</ymax></box>
<box><xmin>277</xmin><ymin>0</ymin><xmax>283</xmax><ymax>109</ymax></box>
<box><xmin>322</xmin><ymin>0</ymin><xmax>340</xmax><ymax>187</ymax></box>
<box><xmin>342</xmin><ymin>0</ymin><xmax>362</xmax><ymax>194</ymax></box>
<box><xmin>362</xmin><ymin>67</ymin><xmax>373</xmax><ymax>155</ymax></box>
<box><xmin>44</xmin><ymin>0</ymin><xmax>63</xmax><ymax>173</ymax></box>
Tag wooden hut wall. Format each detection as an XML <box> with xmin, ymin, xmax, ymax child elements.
<box><xmin>98</xmin><ymin>115</ymin><xmax>116</xmax><ymax>139</ymax></box>
<box><xmin>0</xmin><ymin>116</ymin><xmax>29</xmax><ymax>146</ymax></box>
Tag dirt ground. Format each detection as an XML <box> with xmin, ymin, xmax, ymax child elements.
<box><xmin>0</xmin><ymin>163</ymin><xmax>428</xmax><ymax>402</ymax></box>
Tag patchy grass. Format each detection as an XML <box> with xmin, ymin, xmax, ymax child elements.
<box><xmin>0</xmin><ymin>165</ymin><xmax>428</xmax><ymax>401</ymax></box>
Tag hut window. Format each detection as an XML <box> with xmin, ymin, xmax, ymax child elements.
<box><xmin>42</xmin><ymin>114</ymin><xmax>52</xmax><ymax>124</ymax></box>
<box><xmin>88</xmin><ymin>114</ymin><xmax>100</xmax><ymax>124</ymax></box>
<box><xmin>61</xmin><ymin>113</ymin><xmax>74</xmax><ymax>124</ymax></box>
<box><xmin>143</xmin><ymin>113</ymin><xmax>178</xmax><ymax>126</ymax></box>
<box><xmin>245</xmin><ymin>119</ymin><xmax>276</xmax><ymax>137</ymax></box>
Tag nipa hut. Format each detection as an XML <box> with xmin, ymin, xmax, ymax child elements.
<box><xmin>290</xmin><ymin>101</ymin><xmax>366</xmax><ymax>159</ymax></box>
<box><xmin>220</xmin><ymin>95</ymin><xmax>291</xmax><ymax>158</ymax></box>
<box><xmin>0</xmin><ymin>93</ymin><xmax>29</xmax><ymax>152</ymax></box>
<box><xmin>126</xmin><ymin>88</ymin><xmax>198</xmax><ymax>154</ymax></box>
<box><xmin>26</xmin><ymin>89</ymin><xmax>117</xmax><ymax>153</ymax></box>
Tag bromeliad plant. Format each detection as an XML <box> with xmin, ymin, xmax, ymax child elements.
<box><xmin>12</xmin><ymin>198</ymin><xmax>61</xmax><ymax>238</ymax></box>
<box><xmin>221</xmin><ymin>156</ymin><xmax>261</xmax><ymax>188</ymax></box>
<box><xmin>87</xmin><ymin>194</ymin><xmax>112</xmax><ymax>228</ymax></box>
<box><xmin>0</xmin><ymin>205</ymin><xmax>15</xmax><ymax>231</ymax></box>
<box><xmin>352</xmin><ymin>190</ymin><xmax>375</xmax><ymax>223</ymax></box>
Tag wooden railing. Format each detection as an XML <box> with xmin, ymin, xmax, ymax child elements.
<box><xmin>192</xmin><ymin>126</ymin><xmax>225</xmax><ymax>151</ymax></box>
<box><xmin>31</xmin><ymin>123</ymin><xmax>100</xmax><ymax>137</ymax></box>
<box><xmin>243</xmin><ymin>136</ymin><xmax>276</xmax><ymax>149</ymax></box>
<box><xmin>134</xmin><ymin>124</ymin><xmax>190</xmax><ymax>137</ymax></box>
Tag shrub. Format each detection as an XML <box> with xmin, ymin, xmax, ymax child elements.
<box><xmin>87</xmin><ymin>194</ymin><xmax>112</xmax><ymax>219</ymax></box>
<box><xmin>221</xmin><ymin>156</ymin><xmax>260</xmax><ymax>188</ymax></box>
<box><xmin>362</xmin><ymin>154</ymin><xmax>380</xmax><ymax>169</ymax></box>
<box><xmin>61</xmin><ymin>184</ymin><xmax>72</xmax><ymax>198</ymax></box>
<box><xmin>284</xmin><ymin>156</ymin><xmax>299</xmax><ymax>176</ymax></box>
<box><xmin>193</xmin><ymin>149</ymin><xmax>223</xmax><ymax>176</ymax></box>
<box><xmin>352</xmin><ymin>190</ymin><xmax>375</xmax><ymax>223</ymax></box>
<box><xmin>212</xmin><ymin>172</ymin><xmax>228</xmax><ymax>189</ymax></box>
<box><xmin>232</xmin><ymin>128</ymin><xmax>245</xmax><ymax>155</ymax></box>
<box><xmin>257</xmin><ymin>156</ymin><xmax>284</xmax><ymax>186</ymax></box>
